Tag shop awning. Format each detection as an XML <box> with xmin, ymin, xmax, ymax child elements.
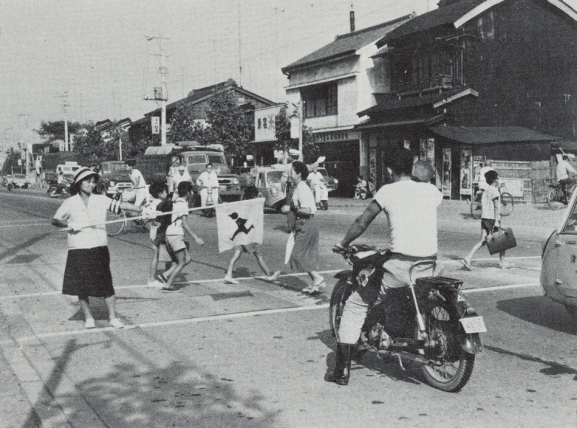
<box><xmin>354</xmin><ymin>114</ymin><xmax>445</xmax><ymax>130</ymax></box>
<box><xmin>552</xmin><ymin>141</ymin><xmax>577</xmax><ymax>153</ymax></box>
<box><xmin>429</xmin><ymin>126</ymin><xmax>559</xmax><ymax>144</ymax></box>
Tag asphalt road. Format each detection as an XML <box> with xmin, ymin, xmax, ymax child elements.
<box><xmin>0</xmin><ymin>188</ymin><xmax>576</xmax><ymax>428</ymax></box>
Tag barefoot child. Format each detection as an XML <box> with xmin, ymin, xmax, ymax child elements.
<box><xmin>162</xmin><ymin>181</ymin><xmax>204</xmax><ymax>292</ymax></box>
<box><xmin>224</xmin><ymin>186</ymin><xmax>280</xmax><ymax>284</ymax></box>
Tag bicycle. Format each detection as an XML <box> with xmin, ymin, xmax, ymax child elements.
<box><xmin>470</xmin><ymin>183</ymin><xmax>514</xmax><ymax>219</ymax></box>
<box><xmin>547</xmin><ymin>181</ymin><xmax>577</xmax><ymax>210</ymax></box>
<box><xmin>105</xmin><ymin>193</ymin><xmax>151</xmax><ymax>236</ymax></box>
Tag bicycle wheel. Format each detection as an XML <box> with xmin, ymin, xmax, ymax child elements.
<box><xmin>470</xmin><ymin>197</ymin><xmax>482</xmax><ymax>220</ymax></box>
<box><xmin>547</xmin><ymin>188</ymin><xmax>565</xmax><ymax>210</ymax></box>
<box><xmin>105</xmin><ymin>210</ymin><xmax>126</xmax><ymax>236</ymax></box>
<box><xmin>500</xmin><ymin>192</ymin><xmax>514</xmax><ymax>216</ymax></box>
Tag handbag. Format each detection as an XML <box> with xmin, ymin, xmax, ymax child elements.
<box><xmin>486</xmin><ymin>227</ymin><xmax>517</xmax><ymax>255</ymax></box>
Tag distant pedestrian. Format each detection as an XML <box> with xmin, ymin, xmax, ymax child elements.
<box><xmin>52</xmin><ymin>167</ymin><xmax>143</xmax><ymax>329</ymax></box>
<box><xmin>126</xmin><ymin>159</ymin><xmax>148</xmax><ymax>207</ymax></box>
<box><xmin>162</xmin><ymin>181</ymin><xmax>204</xmax><ymax>292</ymax></box>
<box><xmin>197</xmin><ymin>163</ymin><xmax>219</xmax><ymax>210</ymax></box>
<box><xmin>224</xmin><ymin>186</ymin><xmax>280</xmax><ymax>284</ymax></box>
<box><xmin>280</xmin><ymin>161</ymin><xmax>325</xmax><ymax>293</ymax></box>
<box><xmin>462</xmin><ymin>170</ymin><xmax>510</xmax><ymax>270</ymax></box>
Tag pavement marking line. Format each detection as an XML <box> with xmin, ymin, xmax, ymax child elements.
<box><xmin>0</xmin><ymin>270</ymin><xmax>344</xmax><ymax>300</ymax></box>
<box><xmin>5</xmin><ymin>282</ymin><xmax>545</xmax><ymax>343</ymax></box>
<box><xmin>12</xmin><ymin>304</ymin><xmax>331</xmax><ymax>343</ymax></box>
<box><xmin>462</xmin><ymin>282</ymin><xmax>541</xmax><ymax>293</ymax></box>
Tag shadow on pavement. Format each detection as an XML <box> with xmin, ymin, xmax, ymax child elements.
<box><xmin>496</xmin><ymin>296</ymin><xmax>577</xmax><ymax>335</ymax></box>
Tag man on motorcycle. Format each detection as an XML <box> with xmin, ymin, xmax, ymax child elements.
<box><xmin>331</xmin><ymin>148</ymin><xmax>442</xmax><ymax>385</ymax></box>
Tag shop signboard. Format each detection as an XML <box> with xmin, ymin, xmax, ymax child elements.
<box><xmin>460</xmin><ymin>148</ymin><xmax>472</xmax><ymax>196</ymax></box>
<box><xmin>499</xmin><ymin>178</ymin><xmax>524</xmax><ymax>198</ymax></box>
<box><xmin>442</xmin><ymin>148</ymin><xmax>452</xmax><ymax>197</ymax></box>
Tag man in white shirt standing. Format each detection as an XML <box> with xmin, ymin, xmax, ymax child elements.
<box><xmin>557</xmin><ymin>155</ymin><xmax>577</xmax><ymax>204</ymax></box>
<box><xmin>126</xmin><ymin>160</ymin><xmax>148</xmax><ymax>207</ymax></box>
<box><xmin>307</xmin><ymin>164</ymin><xmax>325</xmax><ymax>208</ymax></box>
<box><xmin>170</xmin><ymin>163</ymin><xmax>192</xmax><ymax>195</ymax></box>
<box><xmin>330</xmin><ymin>148</ymin><xmax>442</xmax><ymax>385</ymax></box>
<box><xmin>196</xmin><ymin>163</ymin><xmax>219</xmax><ymax>208</ymax></box>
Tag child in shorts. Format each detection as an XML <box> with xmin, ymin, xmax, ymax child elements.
<box><xmin>224</xmin><ymin>186</ymin><xmax>280</xmax><ymax>284</ymax></box>
<box><xmin>146</xmin><ymin>182</ymin><xmax>177</xmax><ymax>288</ymax></box>
<box><xmin>162</xmin><ymin>181</ymin><xmax>204</xmax><ymax>292</ymax></box>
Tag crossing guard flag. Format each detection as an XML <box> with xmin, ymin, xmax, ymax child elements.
<box><xmin>215</xmin><ymin>198</ymin><xmax>265</xmax><ymax>253</ymax></box>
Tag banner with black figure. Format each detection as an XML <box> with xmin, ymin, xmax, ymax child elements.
<box><xmin>215</xmin><ymin>198</ymin><xmax>265</xmax><ymax>253</ymax></box>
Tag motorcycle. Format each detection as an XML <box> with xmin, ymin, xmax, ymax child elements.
<box><xmin>330</xmin><ymin>244</ymin><xmax>485</xmax><ymax>392</ymax></box>
<box><xmin>48</xmin><ymin>183</ymin><xmax>70</xmax><ymax>198</ymax></box>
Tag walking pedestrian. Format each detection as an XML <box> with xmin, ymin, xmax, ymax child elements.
<box><xmin>280</xmin><ymin>161</ymin><xmax>325</xmax><ymax>293</ymax></box>
<box><xmin>52</xmin><ymin>167</ymin><xmax>144</xmax><ymax>329</ymax></box>
<box><xmin>462</xmin><ymin>169</ymin><xmax>510</xmax><ymax>270</ymax></box>
<box><xmin>224</xmin><ymin>186</ymin><xmax>280</xmax><ymax>283</ymax></box>
<box><xmin>126</xmin><ymin>159</ymin><xmax>148</xmax><ymax>207</ymax></box>
<box><xmin>162</xmin><ymin>181</ymin><xmax>204</xmax><ymax>292</ymax></box>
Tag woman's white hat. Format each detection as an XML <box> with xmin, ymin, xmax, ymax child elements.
<box><xmin>73</xmin><ymin>167</ymin><xmax>99</xmax><ymax>185</ymax></box>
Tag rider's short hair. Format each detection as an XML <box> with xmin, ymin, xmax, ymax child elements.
<box><xmin>388</xmin><ymin>148</ymin><xmax>413</xmax><ymax>176</ymax></box>
<box><xmin>149</xmin><ymin>182</ymin><xmax>167</xmax><ymax>198</ymax></box>
<box><xmin>485</xmin><ymin>170</ymin><xmax>499</xmax><ymax>185</ymax></box>
<box><xmin>126</xmin><ymin>159</ymin><xmax>136</xmax><ymax>167</ymax></box>
<box><xmin>563</xmin><ymin>155</ymin><xmax>570</xmax><ymax>160</ymax></box>
<box><xmin>177</xmin><ymin>180</ymin><xmax>193</xmax><ymax>196</ymax></box>
<box><xmin>292</xmin><ymin>161</ymin><xmax>309</xmax><ymax>180</ymax></box>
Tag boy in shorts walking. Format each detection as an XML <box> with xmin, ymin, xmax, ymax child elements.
<box><xmin>224</xmin><ymin>186</ymin><xmax>280</xmax><ymax>284</ymax></box>
<box><xmin>462</xmin><ymin>170</ymin><xmax>510</xmax><ymax>270</ymax></box>
<box><xmin>163</xmin><ymin>181</ymin><xmax>204</xmax><ymax>292</ymax></box>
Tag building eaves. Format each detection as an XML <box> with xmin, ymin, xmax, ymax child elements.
<box><xmin>377</xmin><ymin>0</ymin><xmax>577</xmax><ymax>47</ymax></box>
<box><xmin>429</xmin><ymin>125</ymin><xmax>559</xmax><ymax>144</ymax></box>
<box><xmin>282</xmin><ymin>14</ymin><xmax>414</xmax><ymax>74</ymax></box>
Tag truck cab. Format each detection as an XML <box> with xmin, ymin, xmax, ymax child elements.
<box><xmin>97</xmin><ymin>161</ymin><xmax>132</xmax><ymax>197</ymax></box>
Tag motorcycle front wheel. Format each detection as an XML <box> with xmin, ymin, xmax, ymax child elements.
<box><xmin>420</xmin><ymin>304</ymin><xmax>475</xmax><ymax>392</ymax></box>
<box><xmin>329</xmin><ymin>279</ymin><xmax>349</xmax><ymax>341</ymax></box>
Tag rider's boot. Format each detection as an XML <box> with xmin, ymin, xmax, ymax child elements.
<box><xmin>330</xmin><ymin>343</ymin><xmax>354</xmax><ymax>385</ymax></box>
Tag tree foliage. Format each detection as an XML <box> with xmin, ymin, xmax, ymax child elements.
<box><xmin>1</xmin><ymin>148</ymin><xmax>21</xmax><ymax>174</ymax></box>
<box><xmin>72</xmin><ymin>123</ymin><xmax>119</xmax><ymax>166</ymax></box>
<box><xmin>169</xmin><ymin>89</ymin><xmax>254</xmax><ymax>160</ymax></box>
<box><xmin>35</xmin><ymin>120</ymin><xmax>82</xmax><ymax>143</ymax></box>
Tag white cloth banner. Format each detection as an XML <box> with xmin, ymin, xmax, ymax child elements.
<box><xmin>215</xmin><ymin>198</ymin><xmax>265</xmax><ymax>253</ymax></box>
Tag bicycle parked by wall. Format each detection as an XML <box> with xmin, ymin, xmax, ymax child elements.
<box><xmin>470</xmin><ymin>183</ymin><xmax>514</xmax><ymax>219</ymax></box>
<box><xmin>546</xmin><ymin>181</ymin><xmax>577</xmax><ymax>210</ymax></box>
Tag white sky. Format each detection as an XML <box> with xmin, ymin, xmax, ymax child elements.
<box><xmin>0</xmin><ymin>0</ymin><xmax>576</xmax><ymax>147</ymax></box>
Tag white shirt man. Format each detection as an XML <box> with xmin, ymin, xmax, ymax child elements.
<box><xmin>308</xmin><ymin>168</ymin><xmax>325</xmax><ymax>204</ymax></box>
<box><xmin>170</xmin><ymin>165</ymin><xmax>192</xmax><ymax>194</ymax></box>
<box><xmin>557</xmin><ymin>157</ymin><xmax>577</xmax><ymax>182</ymax></box>
<box><xmin>128</xmin><ymin>166</ymin><xmax>147</xmax><ymax>207</ymax></box>
<box><xmin>196</xmin><ymin>164</ymin><xmax>219</xmax><ymax>207</ymax></box>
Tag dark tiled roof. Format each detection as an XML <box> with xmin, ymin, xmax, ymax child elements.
<box><xmin>377</xmin><ymin>0</ymin><xmax>485</xmax><ymax>46</ymax></box>
<box><xmin>358</xmin><ymin>87</ymin><xmax>477</xmax><ymax>116</ymax></box>
<box><xmin>282</xmin><ymin>14</ymin><xmax>413</xmax><ymax>73</ymax></box>
<box><xmin>429</xmin><ymin>126</ymin><xmax>559</xmax><ymax>144</ymax></box>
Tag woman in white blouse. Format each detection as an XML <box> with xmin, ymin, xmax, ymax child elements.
<box><xmin>281</xmin><ymin>161</ymin><xmax>325</xmax><ymax>293</ymax></box>
<box><xmin>52</xmin><ymin>167</ymin><xmax>143</xmax><ymax>329</ymax></box>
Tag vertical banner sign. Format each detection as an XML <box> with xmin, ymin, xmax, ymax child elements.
<box><xmin>460</xmin><ymin>148</ymin><xmax>472</xmax><ymax>196</ymax></box>
<box><xmin>151</xmin><ymin>117</ymin><xmax>160</xmax><ymax>135</ymax></box>
<box><xmin>426</xmin><ymin>138</ymin><xmax>435</xmax><ymax>163</ymax></box>
<box><xmin>442</xmin><ymin>148</ymin><xmax>452</xmax><ymax>198</ymax></box>
<box><xmin>420</xmin><ymin>139</ymin><xmax>427</xmax><ymax>160</ymax></box>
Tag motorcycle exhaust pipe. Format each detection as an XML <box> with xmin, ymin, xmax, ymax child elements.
<box><xmin>378</xmin><ymin>350</ymin><xmax>429</xmax><ymax>370</ymax></box>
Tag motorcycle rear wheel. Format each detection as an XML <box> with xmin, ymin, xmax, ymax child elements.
<box><xmin>105</xmin><ymin>210</ymin><xmax>126</xmax><ymax>236</ymax></box>
<box><xmin>420</xmin><ymin>304</ymin><xmax>475</xmax><ymax>392</ymax></box>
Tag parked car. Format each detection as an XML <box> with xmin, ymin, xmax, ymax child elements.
<box><xmin>9</xmin><ymin>173</ymin><xmax>30</xmax><ymax>189</ymax></box>
<box><xmin>541</xmin><ymin>187</ymin><xmax>577</xmax><ymax>321</ymax></box>
<box><xmin>251</xmin><ymin>165</ymin><xmax>287</xmax><ymax>212</ymax></box>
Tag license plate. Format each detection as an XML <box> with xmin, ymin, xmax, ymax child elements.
<box><xmin>220</xmin><ymin>185</ymin><xmax>227</xmax><ymax>191</ymax></box>
<box><xmin>460</xmin><ymin>316</ymin><xmax>487</xmax><ymax>333</ymax></box>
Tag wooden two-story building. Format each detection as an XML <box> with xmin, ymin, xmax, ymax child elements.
<box><xmin>359</xmin><ymin>0</ymin><xmax>577</xmax><ymax>200</ymax></box>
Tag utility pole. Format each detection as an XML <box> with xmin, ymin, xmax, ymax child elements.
<box><xmin>298</xmin><ymin>101</ymin><xmax>304</xmax><ymax>162</ymax></box>
<box><xmin>144</xmin><ymin>35</ymin><xmax>169</xmax><ymax>146</ymax></box>
<box><xmin>56</xmin><ymin>92</ymin><xmax>70</xmax><ymax>151</ymax></box>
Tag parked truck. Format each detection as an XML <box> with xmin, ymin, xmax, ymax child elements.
<box><xmin>96</xmin><ymin>160</ymin><xmax>133</xmax><ymax>197</ymax></box>
<box><xmin>136</xmin><ymin>142</ymin><xmax>242</xmax><ymax>203</ymax></box>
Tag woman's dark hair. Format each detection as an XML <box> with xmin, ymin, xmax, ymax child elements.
<box><xmin>177</xmin><ymin>180</ymin><xmax>193</xmax><ymax>196</ymax></box>
<box><xmin>70</xmin><ymin>174</ymin><xmax>99</xmax><ymax>196</ymax></box>
<box><xmin>292</xmin><ymin>161</ymin><xmax>309</xmax><ymax>180</ymax></box>
<box><xmin>485</xmin><ymin>170</ymin><xmax>499</xmax><ymax>185</ymax></box>
<box><xmin>149</xmin><ymin>182</ymin><xmax>168</xmax><ymax>198</ymax></box>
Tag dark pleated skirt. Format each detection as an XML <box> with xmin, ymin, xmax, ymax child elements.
<box><xmin>62</xmin><ymin>246</ymin><xmax>115</xmax><ymax>298</ymax></box>
<box><xmin>290</xmin><ymin>217</ymin><xmax>319</xmax><ymax>272</ymax></box>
